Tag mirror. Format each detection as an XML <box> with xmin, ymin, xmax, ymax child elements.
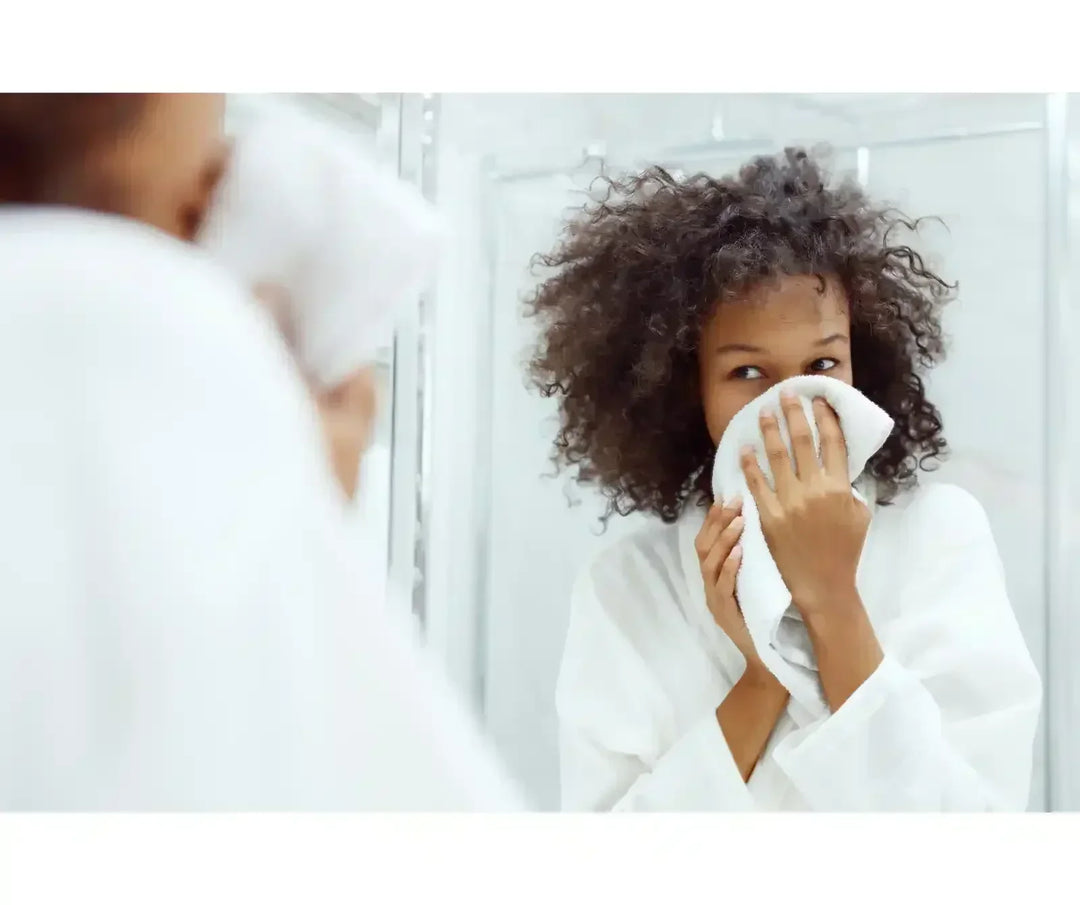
<box><xmin>403</xmin><ymin>93</ymin><xmax>1077</xmax><ymax>812</ymax></box>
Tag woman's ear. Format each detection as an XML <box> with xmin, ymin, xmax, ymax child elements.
<box><xmin>179</xmin><ymin>141</ymin><xmax>231</xmax><ymax>242</ymax></box>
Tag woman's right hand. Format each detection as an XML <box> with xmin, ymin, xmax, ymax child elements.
<box><xmin>695</xmin><ymin>498</ymin><xmax>766</xmax><ymax>674</ymax></box>
<box><xmin>253</xmin><ymin>282</ymin><xmax>375</xmax><ymax>500</ymax></box>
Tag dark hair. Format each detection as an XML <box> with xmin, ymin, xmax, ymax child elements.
<box><xmin>526</xmin><ymin>148</ymin><xmax>952</xmax><ymax>524</ymax></box>
<box><xmin>0</xmin><ymin>93</ymin><xmax>148</xmax><ymax>207</ymax></box>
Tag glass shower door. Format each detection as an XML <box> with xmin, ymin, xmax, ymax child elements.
<box><xmin>864</xmin><ymin>125</ymin><xmax>1049</xmax><ymax>809</ymax></box>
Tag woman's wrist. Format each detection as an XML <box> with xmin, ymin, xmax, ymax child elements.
<box><xmin>799</xmin><ymin>586</ymin><xmax>868</xmax><ymax>644</ymax></box>
<box><xmin>801</xmin><ymin>590</ymin><xmax>884</xmax><ymax>711</ymax></box>
<box><xmin>740</xmin><ymin>660</ymin><xmax>788</xmax><ymax>698</ymax></box>
<box><xmin>719</xmin><ymin>664</ymin><xmax>791</xmax><ymax>782</ymax></box>
<box><xmin>793</xmin><ymin>581</ymin><xmax>860</xmax><ymax>622</ymax></box>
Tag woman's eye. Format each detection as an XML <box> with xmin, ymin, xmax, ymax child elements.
<box><xmin>808</xmin><ymin>358</ymin><xmax>839</xmax><ymax>373</ymax></box>
<box><xmin>731</xmin><ymin>366</ymin><xmax>764</xmax><ymax>380</ymax></box>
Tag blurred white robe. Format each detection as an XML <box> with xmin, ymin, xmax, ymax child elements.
<box><xmin>0</xmin><ymin>209</ymin><xmax>522</xmax><ymax>810</ymax></box>
<box><xmin>556</xmin><ymin>480</ymin><xmax>1042</xmax><ymax>812</ymax></box>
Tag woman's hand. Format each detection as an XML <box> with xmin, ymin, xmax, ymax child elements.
<box><xmin>699</xmin><ymin>500</ymin><xmax>789</xmax><ymax>778</ymax></box>
<box><xmin>740</xmin><ymin>393</ymin><xmax>871</xmax><ymax>618</ymax></box>
<box><xmin>314</xmin><ymin>368</ymin><xmax>377</xmax><ymax>499</ymax></box>
<box><xmin>254</xmin><ymin>283</ymin><xmax>376</xmax><ymax>500</ymax></box>
<box><xmin>695</xmin><ymin>499</ymin><xmax>774</xmax><ymax>682</ymax></box>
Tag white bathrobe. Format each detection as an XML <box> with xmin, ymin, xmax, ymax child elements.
<box><xmin>556</xmin><ymin>480</ymin><xmax>1042</xmax><ymax>811</ymax></box>
<box><xmin>0</xmin><ymin>209</ymin><xmax>522</xmax><ymax>810</ymax></box>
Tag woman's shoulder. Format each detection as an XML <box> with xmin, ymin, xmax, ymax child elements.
<box><xmin>571</xmin><ymin>513</ymin><xmax>699</xmax><ymax>625</ymax></box>
<box><xmin>579</xmin><ymin>516</ymin><xmax>687</xmax><ymax>582</ymax></box>
<box><xmin>874</xmin><ymin>479</ymin><xmax>994</xmax><ymax>544</ymax></box>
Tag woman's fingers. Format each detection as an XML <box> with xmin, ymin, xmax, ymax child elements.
<box><xmin>701</xmin><ymin>514</ymin><xmax>744</xmax><ymax>582</ymax></box>
<box><xmin>814</xmin><ymin>398</ymin><xmax>849</xmax><ymax>478</ymax></box>
<box><xmin>316</xmin><ymin>367</ymin><xmax>379</xmax><ymax>500</ymax></box>
<box><xmin>694</xmin><ymin>497</ymin><xmax>742</xmax><ymax>561</ymax></box>
<box><xmin>716</xmin><ymin>542</ymin><xmax>743</xmax><ymax>600</ymax></box>
<box><xmin>740</xmin><ymin>445</ymin><xmax>780</xmax><ymax>513</ymax></box>
<box><xmin>780</xmin><ymin>392</ymin><xmax>821</xmax><ymax>478</ymax></box>
<box><xmin>758</xmin><ymin>409</ymin><xmax>797</xmax><ymax>500</ymax></box>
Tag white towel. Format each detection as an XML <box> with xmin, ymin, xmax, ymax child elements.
<box><xmin>198</xmin><ymin>105</ymin><xmax>443</xmax><ymax>388</ymax></box>
<box><xmin>710</xmin><ymin>375</ymin><xmax>894</xmax><ymax>719</ymax></box>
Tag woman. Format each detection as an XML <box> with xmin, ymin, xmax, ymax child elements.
<box><xmin>0</xmin><ymin>93</ymin><xmax>372</xmax><ymax>497</ymax></box>
<box><xmin>0</xmin><ymin>93</ymin><xmax>521</xmax><ymax>809</ymax></box>
<box><xmin>529</xmin><ymin>149</ymin><xmax>1041</xmax><ymax>811</ymax></box>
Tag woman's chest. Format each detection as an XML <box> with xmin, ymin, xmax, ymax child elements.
<box><xmin>643</xmin><ymin>512</ymin><xmax>910</xmax><ymax>807</ymax></box>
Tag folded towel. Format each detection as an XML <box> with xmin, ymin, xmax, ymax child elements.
<box><xmin>710</xmin><ymin>375</ymin><xmax>894</xmax><ymax>719</ymax></box>
<box><xmin>198</xmin><ymin>104</ymin><xmax>443</xmax><ymax>388</ymax></box>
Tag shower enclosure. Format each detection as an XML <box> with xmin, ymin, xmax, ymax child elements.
<box><xmin>394</xmin><ymin>94</ymin><xmax>1075</xmax><ymax>811</ymax></box>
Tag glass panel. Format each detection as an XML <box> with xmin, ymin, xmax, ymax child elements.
<box><xmin>483</xmin><ymin>173</ymin><xmax>653</xmax><ymax>806</ymax></box>
<box><xmin>866</xmin><ymin>129</ymin><xmax>1048</xmax><ymax>810</ymax></box>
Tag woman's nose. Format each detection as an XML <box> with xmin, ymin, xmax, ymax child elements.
<box><xmin>765</xmin><ymin>370</ymin><xmax>802</xmax><ymax>390</ymax></box>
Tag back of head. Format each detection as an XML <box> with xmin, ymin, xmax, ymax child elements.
<box><xmin>0</xmin><ymin>94</ymin><xmax>146</xmax><ymax>209</ymax></box>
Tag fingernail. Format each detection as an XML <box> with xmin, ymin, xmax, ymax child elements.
<box><xmin>740</xmin><ymin>444</ymin><xmax>756</xmax><ymax>457</ymax></box>
<box><xmin>731</xmin><ymin>544</ymin><xmax>743</xmax><ymax>560</ymax></box>
<box><xmin>759</xmin><ymin>407</ymin><xmax>776</xmax><ymax>420</ymax></box>
<box><xmin>723</xmin><ymin>492</ymin><xmax>743</xmax><ymax>509</ymax></box>
<box><xmin>731</xmin><ymin>516</ymin><xmax>744</xmax><ymax>531</ymax></box>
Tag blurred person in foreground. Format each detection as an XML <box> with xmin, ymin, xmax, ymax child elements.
<box><xmin>0</xmin><ymin>93</ymin><xmax>522</xmax><ymax>809</ymax></box>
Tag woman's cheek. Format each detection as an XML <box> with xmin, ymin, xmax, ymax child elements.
<box><xmin>703</xmin><ymin>393</ymin><xmax>742</xmax><ymax>446</ymax></box>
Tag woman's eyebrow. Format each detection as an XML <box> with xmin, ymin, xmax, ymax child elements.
<box><xmin>714</xmin><ymin>343</ymin><xmax>767</xmax><ymax>356</ymax></box>
<box><xmin>715</xmin><ymin>334</ymin><xmax>848</xmax><ymax>356</ymax></box>
<box><xmin>816</xmin><ymin>333</ymin><xmax>849</xmax><ymax>346</ymax></box>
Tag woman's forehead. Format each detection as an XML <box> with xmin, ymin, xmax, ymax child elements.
<box><xmin>707</xmin><ymin>275</ymin><xmax>850</xmax><ymax>340</ymax></box>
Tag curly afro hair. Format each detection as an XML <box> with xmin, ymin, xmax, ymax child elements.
<box><xmin>526</xmin><ymin>147</ymin><xmax>953</xmax><ymax>524</ymax></box>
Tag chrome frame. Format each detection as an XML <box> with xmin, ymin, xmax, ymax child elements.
<box><xmin>387</xmin><ymin>93</ymin><xmax>440</xmax><ymax>627</ymax></box>
<box><xmin>486</xmin><ymin>121</ymin><xmax>1046</xmax><ymax>184</ymax></box>
<box><xmin>377</xmin><ymin>95</ymin><xmax>414</xmax><ymax>600</ymax></box>
<box><xmin>467</xmin><ymin>156</ymin><xmax>502</xmax><ymax>716</ymax></box>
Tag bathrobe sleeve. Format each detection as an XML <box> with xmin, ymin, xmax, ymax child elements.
<box><xmin>556</xmin><ymin>563</ymin><xmax>755</xmax><ymax>812</ymax></box>
<box><xmin>771</xmin><ymin>484</ymin><xmax>1042</xmax><ymax>811</ymax></box>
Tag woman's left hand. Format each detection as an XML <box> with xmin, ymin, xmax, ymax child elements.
<box><xmin>740</xmin><ymin>392</ymin><xmax>871</xmax><ymax>617</ymax></box>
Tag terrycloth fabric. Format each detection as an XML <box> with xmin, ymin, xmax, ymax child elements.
<box><xmin>0</xmin><ymin>209</ymin><xmax>522</xmax><ymax>810</ymax></box>
<box><xmin>709</xmin><ymin>375</ymin><xmax>894</xmax><ymax>721</ymax></box>
<box><xmin>198</xmin><ymin>105</ymin><xmax>443</xmax><ymax>388</ymax></box>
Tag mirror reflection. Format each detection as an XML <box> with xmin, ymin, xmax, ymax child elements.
<box><xmin>414</xmin><ymin>93</ymin><xmax>1075</xmax><ymax>812</ymax></box>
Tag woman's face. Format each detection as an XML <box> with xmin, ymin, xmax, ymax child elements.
<box><xmin>697</xmin><ymin>274</ymin><xmax>854</xmax><ymax>446</ymax></box>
